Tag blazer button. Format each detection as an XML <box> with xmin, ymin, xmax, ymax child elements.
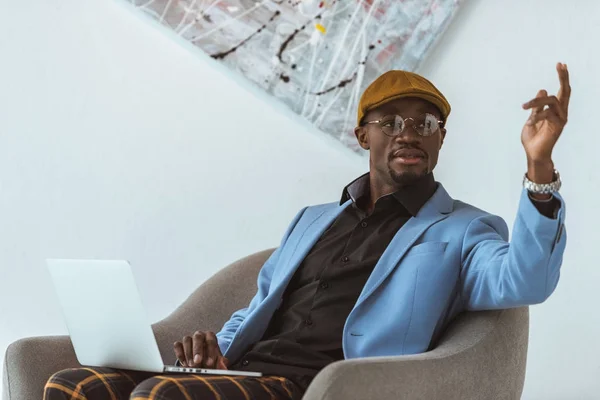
<box><xmin>242</xmin><ymin>360</ymin><xmax>249</xmax><ymax>366</ymax></box>
<box><xmin>304</xmin><ymin>319</ymin><xmax>313</xmax><ymax>326</ymax></box>
<box><xmin>341</xmin><ymin>256</ymin><xmax>349</xmax><ymax>263</ymax></box>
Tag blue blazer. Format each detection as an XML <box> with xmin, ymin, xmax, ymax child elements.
<box><xmin>217</xmin><ymin>184</ymin><xmax>566</xmax><ymax>361</ymax></box>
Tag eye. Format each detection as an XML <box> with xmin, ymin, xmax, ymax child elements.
<box><xmin>419</xmin><ymin>113</ymin><xmax>440</xmax><ymax>136</ymax></box>
<box><xmin>381</xmin><ymin>115</ymin><xmax>403</xmax><ymax>127</ymax></box>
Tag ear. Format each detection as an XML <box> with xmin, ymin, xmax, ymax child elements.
<box><xmin>354</xmin><ymin>125</ymin><xmax>370</xmax><ymax>150</ymax></box>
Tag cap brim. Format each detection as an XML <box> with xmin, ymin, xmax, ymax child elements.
<box><xmin>364</xmin><ymin>92</ymin><xmax>449</xmax><ymax>122</ymax></box>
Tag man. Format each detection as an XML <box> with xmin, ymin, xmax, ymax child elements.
<box><xmin>45</xmin><ymin>64</ymin><xmax>570</xmax><ymax>399</ymax></box>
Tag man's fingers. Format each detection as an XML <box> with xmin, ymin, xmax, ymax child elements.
<box><xmin>522</xmin><ymin>94</ymin><xmax>559</xmax><ymax>110</ymax></box>
<box><xmin>523</xmin><ymin>95</ymin><xmax>566</xmax><ymax>121</ymax></box>
<box><xmin>192</xmin><ymin>331</ymin><xmax>206</xmax><ymax>367</ymax></box>
<box><xmin>527</xmin><ymin>108</ymin><xmax>562</xmax><ymax>126</ymax></box>
<box><xmin>556</xmin><ymin>62</ymin><xmax>571</xmax><ymax>113</ymax></box>
<box><xmin>175</xmin><ymin>331</ymin><xmax>221</xmax><ymax>369</ymax></box>
<box><xmin>522</xmin><ymin>63</ymin><xmax>571</xmax><ymax>121</ymax></box>
<box><xmin>204</xmin><ymin>331</ymin><xmax>219</xmax><ymax>368</ymax></box>
<box><xmin>217</xmin><ymin>356</ymin><xmax>229</xmax><ymax>370</ymax></box>
<box><xmin>173</xmin><ymin>341</ymin><xmax>186</xmax><ymax>366</ymax></box>
<box><xmin>183</xmin><ymin>336</ymin><xmax>194</xmax><ymax>367</ymax></box>
<box><xmin>526</xmin><ymin>90</ymin><xmax>547</xmax><ymax>123</ymax></box>
<box><xmin>533</xmin><ymin>90</ymin><xmax>547</xmax><ymax>114</ymax></box>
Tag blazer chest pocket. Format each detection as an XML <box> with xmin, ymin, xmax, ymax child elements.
<box><xmin>404</xmin><ymin>241</ymin><xmax>448</xmax><ymax>257</ymax></box>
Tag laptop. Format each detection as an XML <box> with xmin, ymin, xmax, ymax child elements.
<box><xmin>47</xmin><ymin>259</ymin><xmax>261</xmax><ymax>377</ymax></box>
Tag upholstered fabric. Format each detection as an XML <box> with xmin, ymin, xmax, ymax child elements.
<box><xmin>302</xmin><ymin>307</ymin><xmax>529</xmax><ymax>400</ymax></box>
<box><xmin>2</xmin><ymin>249</ymin><xmax>528</xmax><ymax>400</ymax></box>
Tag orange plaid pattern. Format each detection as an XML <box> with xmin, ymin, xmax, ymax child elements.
<box><xmin>44</xmin><ymin>367</ymin><xmax>303</xmax><ymax>400</ymax></box>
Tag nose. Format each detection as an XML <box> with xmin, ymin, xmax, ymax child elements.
<box><xmin>394</xmin><ymin>124</ymin><xmax>423</xmax><ymax>143</ymax></box>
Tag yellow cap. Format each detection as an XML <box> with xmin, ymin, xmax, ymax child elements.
<box><xmin>357</xmin><ymin>70</ymin><xmax>451</xmax><ymax>125</ymax></box>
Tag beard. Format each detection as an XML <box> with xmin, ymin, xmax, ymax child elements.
<box><xmin>388</xmin><ymin>167</ymin><xmax>425</xmax><ymax>186</ymax></box>
<box><xmin>386</xmin><ymin>156</ymin><xmax>429</xmax><ymax>186</ymax></box>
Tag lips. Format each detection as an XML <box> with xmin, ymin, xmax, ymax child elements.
<box><xmin>392</xmin><ymin>148</ymin><xmax>426</xmax><ymax>159</ymax></box>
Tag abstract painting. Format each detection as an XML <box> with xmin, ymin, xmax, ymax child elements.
<box><xmin>126</xmin><ymin>0</ymin><xmax>462</xmax><ymax>152</ymax></box>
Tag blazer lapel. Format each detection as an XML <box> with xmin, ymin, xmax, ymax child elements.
<box><xmin>354</xmin><ymin>183</ymin><xmax>455</xmax><ymax>309</ymax></box>
<box><xmin>271</xmin><ymin>201</ymin><xmax>352</xmax><ymax>296</ymax></box>
<box><xmin>224</xmin><ymin>201</ymin><xmax>352</xmax><ymax>360</ymax></box>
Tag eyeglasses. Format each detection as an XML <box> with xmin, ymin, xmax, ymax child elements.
<box><xmin>362</xmin><ymin>113</ymin><xmax>444</xmax><ymax>137</ymax></box>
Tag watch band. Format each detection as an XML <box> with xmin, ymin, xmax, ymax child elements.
<box><xmin>523</xmin><ymin>169</ymin><xmax>561</xmax><ymax>194</ymax></box>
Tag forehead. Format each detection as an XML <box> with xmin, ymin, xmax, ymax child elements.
<box><xmin>366</xmin><ymin>97</ymin><xmax>441</xmax><ymax>118</ymax></box>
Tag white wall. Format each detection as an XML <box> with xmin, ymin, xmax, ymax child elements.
<box><xmin>420</xmin><ymin>1</ymin><xmax>600</xmax><ymax>399</ymax></box>
<box><xmin>1</xmin><ymin>0</ymin><xmax>599</xmax><ymax>399</ymax></box>
<box><xmin>0</xmin><ymin>0</ymin><xmax>367</xmax><ymax>394</ymax></box>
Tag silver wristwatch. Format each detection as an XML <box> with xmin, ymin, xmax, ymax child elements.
<box><xmin>522</xmin><ymin>169</ymin><xmax>561</xmax><ymax>194</ymax></box>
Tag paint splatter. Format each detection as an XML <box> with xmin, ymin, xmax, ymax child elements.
<box><xmin>126</xmin><ymin>0</ymin><xmax>462</xmax><ymax>152</ymax></box>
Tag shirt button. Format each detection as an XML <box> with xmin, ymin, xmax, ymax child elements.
<box><xmin>341</xmin><ymin>256</ymin><xmax>349</xmax><ymax>263</ymax></box>
<box><xmin>242</xmin><ymin>360</ymin><xmax>249</xmax><ymax>366</ymax></box>
<box><xmin>320</xmin><ymin>282</ymin><xmax>329</xmax><ymax>289</ymax></box>
<box><xmin>361</xmin><ymin>221</ymin><xmax>368</xmax><ymax>228</ymax></box>
<box><xmin>304</xmin><ymin>319</ymin><xmax>313</xmax><ymax>326</ymax></box>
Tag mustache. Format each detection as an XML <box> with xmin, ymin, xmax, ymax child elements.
<box><xmin>388</xmin><ymin>145</ymin><xmax>428</xmax><ymax>162</ymax></box>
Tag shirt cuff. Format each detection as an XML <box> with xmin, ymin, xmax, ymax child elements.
<box><xmin>528</xmin><ymin>192</ymin><xmax>561</xmax><ymax>219</ymax></box>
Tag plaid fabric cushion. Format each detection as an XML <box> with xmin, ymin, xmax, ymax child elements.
<box><xmin>44</xmin><ymin>367</ymin><xmax>304</xmax><ymax>400</ymax></box>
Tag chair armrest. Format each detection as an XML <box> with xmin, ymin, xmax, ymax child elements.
<box><xmin>302</xmin><ymin>308</ymin><xmax>528</xmax><ymax>400</ymax></box>
<box><xmin>2</xmin><ymin>336</ymin><xmax>80</xmax><ymax>400</ymax></box>
<box><xmin>151</xmin><ymin>249</ymin><xmax>274</xmax><ymax>365</ymax></box>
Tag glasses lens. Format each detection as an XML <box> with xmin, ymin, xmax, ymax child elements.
<box><xmin>419</xmin><ymin>113</ymin><xmax>440</xmax><ymax>136</ymax></box>
<box><xmin>380</xmin><ymin>115</ymin><xmax>405</xmax><ymax>137</ymax></box>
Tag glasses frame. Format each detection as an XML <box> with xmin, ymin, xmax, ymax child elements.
<box><xmin>362</xmin><ymin>113</ymin><xmax>445</xmax><ymax>137</ymax></box>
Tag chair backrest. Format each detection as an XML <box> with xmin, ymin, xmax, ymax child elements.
<box><xmin>152</xmin><ymin>249</ymin><xmax>275</xmax><ymax>361</ymax></box>
<box><xmin>162</xmin><ymin>248</ymin><xmax>274</xmax><ymax>329</ymax></box>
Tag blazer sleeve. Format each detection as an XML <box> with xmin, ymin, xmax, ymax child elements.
<box><xmin>460</xmin><ymin>189</ymin><xmax>566</xmax><ymax>310</ymax></box>
<box><xmin>216</xmin><ymin>207</ymin><xmax>307</xmax><ymax>353</ymax></box>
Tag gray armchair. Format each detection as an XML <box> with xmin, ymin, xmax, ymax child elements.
<box><xmin>3</xmin><ymin>249</ymin><xmax>529</xmax><ymax>400</ymax></box>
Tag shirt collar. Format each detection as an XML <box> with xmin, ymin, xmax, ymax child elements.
<box><xmin>340</xmin><ymin>172</ymin><xmax>437</xmax><ymax>216</ymax></box>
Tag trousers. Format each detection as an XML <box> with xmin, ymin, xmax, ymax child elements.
<box><xmin>44</xmin><ymin>367</ymin><xmax>306</xmax><ymax>400</ymax></box>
